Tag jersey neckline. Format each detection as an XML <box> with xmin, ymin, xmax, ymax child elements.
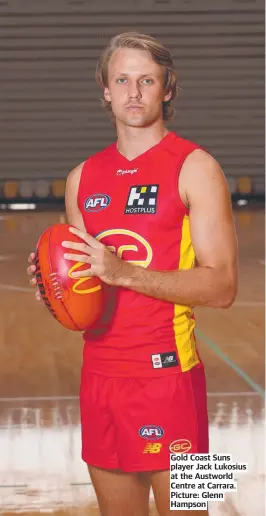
<box><xmin>113</xmin><ymin>131</ymin><xmax>176</xmax><ymax>165</ymax></box>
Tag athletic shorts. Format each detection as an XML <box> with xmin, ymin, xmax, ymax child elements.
<box><xmin>80</xmin><ymin>363</ymin><xmax>209</xmax><ymax>472</ymax></box>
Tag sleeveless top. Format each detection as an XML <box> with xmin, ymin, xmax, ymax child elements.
<box><xmin>78</xmin><ymin>132</ymin><xmax>202</xmax><ymax>377</ymax></box>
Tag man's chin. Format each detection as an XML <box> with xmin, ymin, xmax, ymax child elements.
<box><xmin>121</xmin><ymin>114</ymin><xmax>153</xmax><ymax>128</ymax></box>
<box><xmin>127</xmin><ymin>120</ymin><xmax>146</xmax><ymax>128</ymax></box>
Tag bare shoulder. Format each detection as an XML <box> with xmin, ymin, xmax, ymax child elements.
<box><xmin>66</xmin><ymin>161</ymin><xmax>85</xmax><ymax>190</ymax></box>
<box><xmin>65</xmin><ymin>161</ymin><xmax>86</xmax><ymax>230</ymax></box>
<box><xmin>179</xmin><ymin>149</ymin><xmax>230</xmax><ymax>207</ymax></box>
<box><xmin>181</xmin><ymin>149</ymin><xmax>226</xmax><ymax>183</ymax></box>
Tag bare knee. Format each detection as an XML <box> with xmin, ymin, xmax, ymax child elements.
<box><xmin>153</xmin><ymin>507</ymin><xmax>208</xmax><ymax>516</ymax></box>
<box><xmin>172</xmin><ymin>512</ymin><xmax>209</xmax><ymax>516</ymax></box>
<box><xmin>88</xmin><ymin>465</ymin><xmax>150</xmax><ymax>516</ymax></box>
<box><xmin>151</xmin><ymin>469</ymin><xmax>209</xmax><ymax>516</ymax></box>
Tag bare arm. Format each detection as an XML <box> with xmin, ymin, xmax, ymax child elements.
<box><xmin>65</xmin><ymin>161</ymin><xmax>86</xmax><ymax>231</ymax></box>
<box><xmin>115</xmin><ymin>150</ymin><xmax>238</xmax><ymax>308</ymax></box>
<box><xmin>62</xmin><ymin>150</ymin><xmax>238</xmax><ymax>309</ymax></box>
<box><xmin>27</xmin><ymin>161</ymin><xmax>86</xmax><ymax>296</ymax></box>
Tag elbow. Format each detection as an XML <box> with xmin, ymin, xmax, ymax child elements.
<box><xmin>219</xmin><ymin>292</ymin><xmax>236</xmax><ymax>309</ymax></box>
<box><xmin>212</xmin><ymin>273</ymin><xmax>238</xmax><ymax>309</ymax></box>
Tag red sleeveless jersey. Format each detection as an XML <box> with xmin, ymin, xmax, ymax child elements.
<box><xmin>78</xmin><ymin>132</ymin><xmax>202</xmax><ymax>377</ymax></box>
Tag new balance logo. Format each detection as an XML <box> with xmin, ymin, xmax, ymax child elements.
<box><xmin>151</xmin><ymin>351</ymin><xmax>178</xmax><ymax>369</ymax></box>
<box><xmin>163</xmin><ymin>356</ymin><xmax>174</xmax><ymax>363</ymax></box>
<box><xmin>143</xmin><ymin>443</ymin><xmax>162</xmax><ymax>454</ymax></box>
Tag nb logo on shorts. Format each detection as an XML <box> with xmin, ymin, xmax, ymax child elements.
<box><xmin>143</xmin><ymin>443</ymin><xmax>162</xmax><ymax>454</ymax></box>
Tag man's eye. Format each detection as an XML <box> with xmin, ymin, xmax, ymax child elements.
<box><xmin>142</xmin><ymin>79</ymin><xmax>154</xmax><ymax>84</ymax></box>
<box><xmin>117</xmin><ymin>78</ymin><xmax>127</xmax><ymax>84</ymax></box>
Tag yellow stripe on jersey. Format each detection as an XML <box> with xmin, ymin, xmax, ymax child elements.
<box><xmin>173</xmin><ymin>215</ymin><xmax>200</xmax><ymax>371</ymax></box>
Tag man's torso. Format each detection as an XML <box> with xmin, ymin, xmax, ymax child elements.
<box><xmin>78</xmin><ymin>132</ymin><xmax>201</xmax><ymax>377</ymax></box>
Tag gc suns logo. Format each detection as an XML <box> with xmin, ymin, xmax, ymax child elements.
<box><xmin>169</xmin><ymin>439</ymin><xmax>192</xmax><ymax>454</ymax></box>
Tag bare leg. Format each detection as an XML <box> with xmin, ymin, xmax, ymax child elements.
<box><xmin>151</xmin><ymin>470</ymin><xmax>209</xmax><ymax>516</ymax></box>
<box><xmin>88</xmin><ymin>465</ymin><xmax>151</xmax><ymax>516</ymax></box>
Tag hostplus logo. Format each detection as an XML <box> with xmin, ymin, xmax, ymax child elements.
<box><xmin>125</xmin><ymin>184</ymin><xmax>159</xmax><ymax>215</ymax></box>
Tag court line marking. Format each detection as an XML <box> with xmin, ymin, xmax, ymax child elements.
<box><xmin>0</xmin><ymin>283</ymin><xmax>33</xmax><ymax>293</ymax></box>
<box><xmin>195</xmin><ymin>329</ymin><xmax>265</xmax><ymax>399</ymax></box>
<box><xmin>0</xmin><ymin>283</ymin><xmax>264</xmax><ymax>307</ymax></box>
<box><xmin>0</xmin><ymin>482</ymin><xmax>94</xmax><ymax>488</ymax></box>
<box><xmin>0</xmin><ymin>392</ymin><xmax>261</xmax><ymax>402</ymax></box>
<box><xmin>0</xmin><ymin>255</ymin><xmax>15</xmax><ymax>262</ymax></box>
<box><xmin>0</xmin><ymin>484</ymin><xmax>28</xmax><ymax>488</ymax></box>
<box><xmin>232</xmin><ymin>301</ymin><xmax>264</xmax><ymax>307</ymax></box>
<box><xmin>0</xmin><ymin>396</ymin><xmax>79</xmax><ymax>401</ymax></box>
<box><xmin>207</xmin><ymin>391</ymin><xmax>261</xmax><ymax>397</ymax></box>
<box><xmin>0</xmin><ymin>281</ymin><xmax>264</xmax><ymax>397</ymax></box>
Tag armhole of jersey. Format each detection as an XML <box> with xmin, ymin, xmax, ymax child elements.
<box><xmin>176</xmin><ymin>145</ymin><xmax>207</xmax><ymax>215</ymax></box>
<box><xmin>77</xmin><ymin>158</ymin><xmax>90</xmax><ymax>212</ymax></box>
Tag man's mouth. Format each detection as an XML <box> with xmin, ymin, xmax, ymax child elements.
<box><xmin>126</xmin><ymin>105</ymin><xmax>143</xmax><ymax>109</ymax></box>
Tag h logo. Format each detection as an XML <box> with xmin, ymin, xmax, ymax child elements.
<box><xmin>125</xmin><ymin>185</ymin><xmax>159</xmax><ymax>215</ymax></box>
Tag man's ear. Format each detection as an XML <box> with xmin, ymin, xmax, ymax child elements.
<box><xmin>104</xmin><ymin>87</ymin><xmax>111</xmax><ymax>102</ymax></box>
<box><xmin>163</xmin><ymin>90</ymin><xmax>172</xmax><ymax>102</ymax></box>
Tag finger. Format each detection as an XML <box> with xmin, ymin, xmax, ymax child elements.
<box><xmin>36</xmin><ymin>290</ymin><xmax>42</xmax><ymax>301</ymax></box>
<box><xmin>71</xmin><ymin>268</ymin><xmax>94</xmax><ymax>278</ymax></box>
<box><xmin>61</xmin><ymin>241</ymin><xmax>91</xmax><ymax>253</ymax></box>
<box><xmin>30</xmin><ymin>277</ymin><xmax>37</xmax><ymax>286</ymax></box>
<box><xmin>28</xmin><ymin>252</ymin><xmax>36</xmax><ymax>263</ymax></box>
<box><xmin>69</xmin><ymin>227</ymin><xmax>101</xmax><ymax>249</ymax></box>
<box><xmin>27</xmin><ymin>264</ymin><xmax>36</xmax><ymax>276</ymax></box>
<box><xmin>64</xmin><ymin>253</ymin><xmax>93</xmax><ymax>264</ymax></box>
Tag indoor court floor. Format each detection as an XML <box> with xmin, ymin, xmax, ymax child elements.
<box><xmin>0</xmin><ymin>208</ymin><xmax>265</xmax><ymax>516</ymax></box>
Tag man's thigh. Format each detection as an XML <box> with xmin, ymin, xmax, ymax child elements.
<box><xmin>88</xmin><ymin>465</ymin><xmax>151</xmax><ymax>516</ymax></box>
<box><xmin>151</xmin><ymin>470</ymin><xmax>209</xmax><ymax>516</ymax></box>
<box><xmin>88</xmin><ymin>466</ymin><xmax>209</xmax><ymax>516</ymax></box>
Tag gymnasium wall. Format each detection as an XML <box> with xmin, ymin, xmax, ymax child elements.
<box><xmin>0</xmin><ymin>0</ymin><xmax>264</xmax><ymax>204</ymax></box>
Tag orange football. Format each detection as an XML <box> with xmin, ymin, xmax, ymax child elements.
<box><xmin>35</xmin><ymin>223</ymin><xmax>103</xmax><ymax>330</ymax></box>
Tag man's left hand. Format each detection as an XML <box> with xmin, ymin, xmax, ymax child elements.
<box><xmin>62</xmin><ymin>227</ymin><xmax>129</xmax><ymax>286</ymax></box>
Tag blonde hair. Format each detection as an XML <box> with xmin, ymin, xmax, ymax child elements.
<box><xmin>96</xmin><ymin>32</ymin><xmax>178</xmax><ymax>121</ymax></box>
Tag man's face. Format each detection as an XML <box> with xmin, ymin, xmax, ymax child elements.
<box><xmin>104</xmin><ymin>48</ymin><xmax>172</xmax><ymax>128</ymax></box>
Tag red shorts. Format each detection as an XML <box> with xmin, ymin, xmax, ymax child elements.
<box><xmin>80</xmin><ymin>363</ymin><xmax>209</xmax><ymax>472</ymax></box>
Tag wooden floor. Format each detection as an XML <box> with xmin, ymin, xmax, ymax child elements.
<box><xmin>0</xmin><ymin>209</ymin><xmax>264</xmax><ymax>516</ymax></box>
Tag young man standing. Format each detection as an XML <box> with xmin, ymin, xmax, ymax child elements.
<box><xmin>28</xmin><ymin>33</ymin><xmax>238</xmax><ymax>516</ymax></box>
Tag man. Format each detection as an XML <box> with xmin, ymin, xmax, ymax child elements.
<box><xmin>27</xmin><ymin>33</ymin><xmax>238</xmax><ymax>516</ymax></box>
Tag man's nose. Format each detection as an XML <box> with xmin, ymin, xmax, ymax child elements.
<box><xmin>128</xmin><ymin>81</ymin><xmax>142</xmax><ymax>99</ymax></box>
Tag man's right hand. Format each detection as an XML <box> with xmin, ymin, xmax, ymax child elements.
<box><xmin>27</xmin><ymin>252</ymin><xmax>42</xmax><ymax>301</ymax></box>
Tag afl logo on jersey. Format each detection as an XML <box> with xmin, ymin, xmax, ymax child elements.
<box><xmin>84</xmin><ymin>194</ymin><xmax>111</xmax><ymax>213</ymax></box>
<box><xmin>139</xmin><ymin>425</ymin><xmax>164</xmax><ymax>440</ymax></box>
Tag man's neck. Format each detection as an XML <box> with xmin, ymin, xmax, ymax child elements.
<box><xmin>116</xmin><ymin>121</ymin><xmax>169</xmax><ymax>161</ymax></box>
